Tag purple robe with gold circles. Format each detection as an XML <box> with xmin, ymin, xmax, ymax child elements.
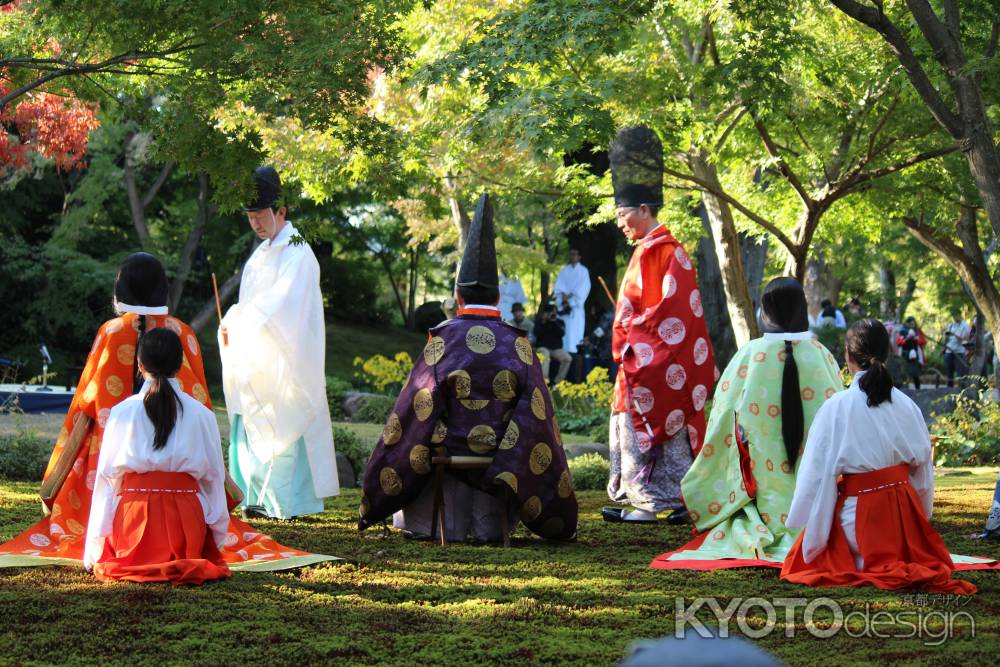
<box><xmin>358</xmin><ymin>312</ymin><xmax>578</xmax><ymax>540</ymax></box>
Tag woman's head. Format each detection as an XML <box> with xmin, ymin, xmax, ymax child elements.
<box><xmin>114</xmin><ymin>253</ymin><xmax>168</xmax><ymax>312</ymax></box>
<box><xmin>760</xmin><ymin>277</ymin><xmax>809</xmax><ymax>333</ymax></box>
<box><xmin>845</xmin><ymin>318</ymin><xmax>894</xmax><ymax>407</ymax></box>
<box><xmin>138</xmin><ymin>328</ymin><xmax>184</xmax><ymax>450</ymax></box>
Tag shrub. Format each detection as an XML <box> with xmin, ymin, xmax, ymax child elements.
<box><xmin>353</xmin><ymin>352</ymin><xmax>412</xmax><ymax>394</ymax></box>
<box><xmin>931</xmin><ymin>386</ymin><xmax>1000</xmax><ymax>465</ymax></box>
<box><xmin>355</xmin><ymin>394</ymin><xmax>397</xmax><ymax>424</ymax></box>
<box><xmin>552</xmin><ymin>367</ymin><xmax>613</xmax><ymax>435</ymax></box>
<box><xmin>332</xmin><ymin>425</ymin><xmax>375</xmax><ymax>481</ymax></box>
<box><xmin>326</xmin><ymin>376</ymin><xmax>353</xmax><ymax>421</ymax></box>
<box><xmin>567</xmin><ymin>452</ymin><xmax>609</xmax><ymax>491</ymax></box>
<box><xmin>0</xmin><ymin>431</ymin><xmax>51</xmax><ymax>481</ymax></box>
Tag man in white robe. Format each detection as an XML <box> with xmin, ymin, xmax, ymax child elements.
<box><xmin>497</xmin><ymin>272</ymin><xmax>527</xmax><ymax>321</ymax></box>
<box><xmin>220</xmin><ymin>166</ymin><xmax>338</xmax><ymax>519</ymax></box>
<box><xmin>554</xmin><ymin>248</ymin><xmax>591</xmax><ymax>355</ymax></box>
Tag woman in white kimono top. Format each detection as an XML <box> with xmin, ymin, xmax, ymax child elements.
<box><xmin>781</xmin><ymin>318</ymin><xmax>979</xmax><ymax>594</ymax></box>
<box><xmin>84</xmin><ymin>328</ymin><xmax>231</xmax><ymax>585</ymax></box>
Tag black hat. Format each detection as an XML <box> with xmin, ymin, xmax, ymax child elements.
<box><xmin>456</xmin><ymin>193</ymin><xmax>498</xmax><ymax>289</ymax></box>
<box><xmin>609</xmin><ymin>125</ymin><xmax>664</xmax><ymax>208</ymax></box>
<box><xmin>760</xmin><ymin>277</ymin><xmax>810</xmax><ymax>333</ymax></box>
<box><xmin>115</xmin><ymin>252</ymin><xmax>168</xmax><ymax>309</ymax></box>
<box><xmin>244</xmin><ymin>165</ymin><xmax>282</xmax><ymax>211</ymax></box>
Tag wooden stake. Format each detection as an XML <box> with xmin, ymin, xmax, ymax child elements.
<box><xmin>597</xmin><ymin>275</ymin><xmax>617</xmax><ymax>308</ymax></box>
<box><xmin>212</xmin><ymin>273</ymin><xmax>228</xmax><ymax>346</ymax></box>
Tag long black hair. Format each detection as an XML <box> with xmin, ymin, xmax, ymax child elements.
<box><xmin>760</xmin><ymin>277</ymin><xmax>809</xmax><ymax>467</ymax></box>
<box><xmin>138</xmin><ymin>328</ymin><xmax>184</xmax><ymax>450</ymax></box>
<box><xmin>114</xmin><ymin>253</ymin><xmax>169</xmax><ymax>391</ymax></box>
<box><xmin>846</xmin><ymin>318</ymin><xmax>894</xmax><ymax>407</ymax></box>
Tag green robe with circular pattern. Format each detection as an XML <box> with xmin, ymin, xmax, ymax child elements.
<box><xmin>661</xmin><ymin>335</ymin><xmax>843</xmax><ymax>565</ymax></box>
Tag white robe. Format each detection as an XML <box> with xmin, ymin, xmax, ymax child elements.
<box><xmin>220</xmin><ymin>221</ymin><xmax>338</xmax><ymax>499</ymax></box>
<box><xmin>498</xmin><ymin>274</ymin><xmax>527</xmax><ymax>321</ymax></box>
<box><xmin>554</xmin><ymin>262</ymin><xmax>591</xmax><ymax>353</ymax></box>
<box><xmin>84</xmin><ymin>379</ymin><xmax>229</xmax><ymax>569</ymax></box>
<box><xmin>787</xmin><ymin>372</ymin><xmax>934</xmax><ymax>568</ymax></box>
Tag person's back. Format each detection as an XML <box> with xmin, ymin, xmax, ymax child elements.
<box><xmin>782</xmin><ymin>318</ymin><xmax>976</xmax><ymax>593</ymax></box>
<box><xmin>84</xmin><ymin>328</ymin><xmax>231</xmax><ymax>585</ymax></box>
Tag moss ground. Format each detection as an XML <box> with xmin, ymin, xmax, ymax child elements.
<box><xmin>2</xmin><ymin>470</ymin><xmax>999</xmax><ymax>666</ymax></box>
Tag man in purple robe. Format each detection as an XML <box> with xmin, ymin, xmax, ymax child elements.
<box><xmin>358</xmin><ymin>194</ymin><xmax>578</xmax><ymax>541</ymax></box>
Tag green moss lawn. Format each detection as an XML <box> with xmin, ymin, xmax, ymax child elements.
<box><xmin>2</xmin><ymin>469</ymin><xmax>999</xmax><ymax>666</ymax></box>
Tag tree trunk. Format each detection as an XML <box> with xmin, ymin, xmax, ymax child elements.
<box><xmin>903</xmin><ymin>209</ymin><xmax>1000</xmax><ymax>385</ymax></box>
<box><xmin>122</xmin><ymin>132</ymin><xmax>150</xmax><ymax>247</ymax></box>
<box><xmin>963</xmin><ymin>125</ymin><xmax>1000</xmax><ymax>242</ymax></box>
<box><xmin>191</xmin><ymin>271</ymin><xmax>240</xmax><ymax>334</ymax></box>
<box><xmin>879</xmin><ymin>263</ymin><xmax>897</xmax><ymax>318</ymax></box>
<box><xmin>741</xmin><ymin>233</ymin><xmax>769</xmax><ymax>314</ymax></box>
<box><xmin>694</xmin><ymin>203</ymin><xmax>738</xmax><ymax>367</ymax></box>
<box><xmin>688</xmin><ymin>153</ymin><xmax>759</xmax><ymax>346</ymax></box>
<box><xmin>379</xmin><ymin>253</ymin><xmax>408</xmax><ymax>324</ymax></box>
<box><xmin>406</xmin><ymin>246</ymin><xmax>419</xmax><ymax>330</ymax></box>
<box><xmin>168</xmin><ymin>173</ymin><xmax>215</xmax><ymax>312</ymax></box>
<box><xmin>443</xmin><ymin>173</ymin><xmax>470</xmax><ymax>252</ymax></box>
<box><xmin>896</xmin><ymin>278</ymin><xmax>917</xmax><ymax>322</ymax></box>
<box><xmin>802</xmin><ymin>249</ymin><xmax>841</xmax><ymax>321</ymax></box>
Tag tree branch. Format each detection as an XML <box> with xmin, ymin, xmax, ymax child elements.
<box><xmin>988</xmin><ymin>20</ymin><xmax>1000</xmax><ymax>59</ymax></box>
<box><xmin>141</xmin><ymin>162</ymin><xmax>176</xmax><ymax>209</ymax></box>
<box><xmin>0</xmin><ymin>42</ymin><xmax>203</xmax><ymax>109</ymax></box>
<box><xmin>714</xmin><ymin>107</ymin><xmax>747</xmax><ymax>152</ymax></box>
<box><xmin>829</xmin><ymin>0</ymin><xmax>963</xmax><ymax>136</ymax></box>
<box><xmin>831</xmin><ymin>143</ymin><xmax>959</xmax><ymax>198</ymax></box>
<box><xmin>752</xmin><ymin>114</ymin><xmax>813</xmax><ymax>209</ymax></box>
<box><xmin>663</xmin><ymin>166</ymin><xmax>797</xmax><ymax>252</ymax></box>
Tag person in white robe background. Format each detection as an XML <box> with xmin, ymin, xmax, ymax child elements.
<box><xmin>497</xmin><ymin>272</ymin><xmax>527</xmax><ymax>322</ymax></box>
<box><xmin>553</xmin><ymin>248</ymin><xmax>591</xmax><ymax>356</ymax></box>
<box><xmin>220</xmin><ymin>166</ymin><xmax>338</xmax><ymax>520</ymax></box>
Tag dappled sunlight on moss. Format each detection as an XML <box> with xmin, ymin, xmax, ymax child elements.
<box><xmin>1</xmin><ymin>477</ymin><xmax>999</xmax><ymax>664</ymax></box>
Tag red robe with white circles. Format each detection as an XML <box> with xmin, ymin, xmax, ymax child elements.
<box><xmin>611</xmin><ymin>225</ymin><xmax>717</xmax><ymax>454</ymax></box>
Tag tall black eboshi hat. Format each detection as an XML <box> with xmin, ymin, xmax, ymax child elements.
<box><xmin>244</xmin><ymin>165</ymin><xmax>282</xmax><ymax>212</ymax></box>
<box><xmin>456</xmin><ymin>193</ymin><xmax>499</xmax><ymax>289</ymax></box>
<box><xmin>609</xmin><ymin>125</ymin><xmax>664</xmax><ymax>208</ymax></box>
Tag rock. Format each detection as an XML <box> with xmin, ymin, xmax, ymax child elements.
<box><xmin>336</xmin><ymin>452</ymin><xmax>357</xmax><ymax>488</ymax></box>
<box><xmin>342</xmin><ymin>391</ymin><xmax>380</xmax><ymax>422</ymax></box>
<box><xmin>899</xmin><ymin>387</ymin><xmax>959</xmax><ymax>426</ymax></box>
<box><xmin>564</xmin><ymin>442</ymin><xmax>609</xmax><ymax>461</ymax></box>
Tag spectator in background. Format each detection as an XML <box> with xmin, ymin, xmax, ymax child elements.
<box><xmin>846</xmin><ymin>298</ymin><xmax>864</xmax><ymax>319</ymax></box>
<box><xmin>497</xmin><ymin>272</ymin><xmax>527</xmax><ymax>321</ymax></box>
<box><xmin>818</xmin><ymin>299</ymin><xmax>847</xmax><ymax>329</ymax></box>
<box><xmin>896</xmin><ymin>316</ymin><xmax>926</xmax><ymax>390</ymax></box>
<box><xmin>534</xmin><ymin>304</ymin><xmax>572</xmax><ymax>384</ymax></box>
<box><xmin>505</xmin><ymin>302</ymin><xmax>535</xmax><ymax>343</ymax></box>
<box><xmin>942</xmin><ymin>311</ymin><xmax>971</xmax><ymax>387</ymax></box>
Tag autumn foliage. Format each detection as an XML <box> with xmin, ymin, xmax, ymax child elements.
<box><xmin>0</xmin><ymin>78</ymin><xmax>101</xmax><ymax>173</ymax></box>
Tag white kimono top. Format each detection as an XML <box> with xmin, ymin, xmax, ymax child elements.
<box><xmin>220</xmin><ymin>222</ymin><xmax>338</xmax><ymax>499</ymax></box>
<box><xmin>787</xmin><ymin>371</ymin><xmax>934</xmax><ymax>567</ymax></box>
<box><xmin>554</xmin><ymin>262</ymin><xmax>591</xmax><ymax>353</ymax></box>
<box><xmin>83</xmin><ymin>379</ymin><xmax>229</xmax><ymax>569</ymax></box>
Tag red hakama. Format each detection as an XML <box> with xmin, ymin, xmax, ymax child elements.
<box><xmin>94</xmin><ymin>471</ymin><xmax>231</xmax><ymax>585</ymax></box>
<box><xmin>781</xmin><ymin>464</ymin><xmax>976</xmax><ymax>594</ymax></box>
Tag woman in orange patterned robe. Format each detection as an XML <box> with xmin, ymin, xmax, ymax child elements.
<box><xmin>0</xmin><ymin>253</ymin><xmax>334</xmax><ymax>572</ymax></box>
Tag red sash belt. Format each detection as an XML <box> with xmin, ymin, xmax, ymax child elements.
<box><xmin>838</xmin><ymin>463</ymin><xmax>909</xmax><ymax>497</ymax></box>
<box><xmin>122</xmin><ymin>471</ymin><xmax>198</xmax><ymax>494</ymax></box>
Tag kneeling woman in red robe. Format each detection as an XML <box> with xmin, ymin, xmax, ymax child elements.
<box><xmin>83</xmin><ymin>328</ymin><xmax>231</xmax><ymax>585</ymax></box>
<box><xmin>781</xmin><ymin>319</ymin><xmax>976</xmax><ymax>594</ymax></box>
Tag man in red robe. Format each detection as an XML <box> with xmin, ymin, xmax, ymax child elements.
<box><xmin>601</xmin><ymin>126</ymin><xmax>717</xmax><ymax>525</ymax></box>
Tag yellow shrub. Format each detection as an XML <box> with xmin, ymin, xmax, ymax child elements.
<box><xmin>353</xmin><ymin>352</ymin><xmax>413</xmax><ymax>393</ymax></box>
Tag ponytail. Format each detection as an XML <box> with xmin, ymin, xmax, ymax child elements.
<box><xmin>858</xmin><ymin>357</ymin><xmax>894</xmax><ymax>407</ymax></box>
<box><xmin>846</xmin><ymin>318</ymin><xmax>894</xmax><ymax>408</ymax></box>
<box><xmin>780</xmin><ymin>340</ymin><xmax>804</xmax><ymax>466</ymax></box>
<box><xmin>144</xmin><ymin>375</ymin><xmax>181</xmax><ymax>451</ymax></box>
<box><xmin>137</xmin><ymin>327</ymin><xmax>184</xmax><ymax>450</ymax></box>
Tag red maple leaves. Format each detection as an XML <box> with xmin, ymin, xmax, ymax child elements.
<box><xmin>0</xmin><ymin>81</ymin><xmax>101</xmax><ymax>174</ymax></box>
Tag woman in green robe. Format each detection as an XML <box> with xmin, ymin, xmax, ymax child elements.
<box><xmin>652</xmin><ymin>277</ymin><xmax>843</xmax><ymax>570</ymax></box>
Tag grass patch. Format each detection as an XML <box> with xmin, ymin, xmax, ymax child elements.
<box><xmin>2</xmin><ymin>471</ymin><xmax>999</xmax><ymax>665</ymax></box>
